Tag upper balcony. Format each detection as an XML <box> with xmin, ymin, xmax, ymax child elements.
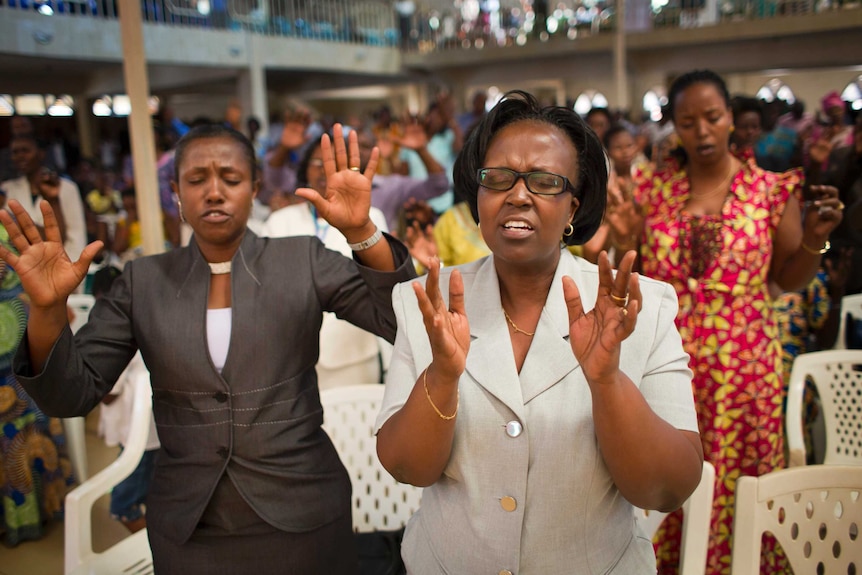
<box><xmin>0</xmin><ymin>0</ymin><xmax>860</xmax><ymax>96</ymax></box>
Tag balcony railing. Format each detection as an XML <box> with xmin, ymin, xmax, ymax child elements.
<box><xmin>1</xmin><ymin>0</ymin><xmax>852</xmax><ymax>52</ymax></box>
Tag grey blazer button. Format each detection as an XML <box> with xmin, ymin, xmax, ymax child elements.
<box><xmin>500</xmin><ymin>496</ymin><xmax>517</xmax><ymax>512</ymax></box>
<box><xmin>505</xmin><ymin>421</ymin><xmax>523</xmax><ymax>437</ymax></box>
<box><xmin>213</xmin><ymin>392</ymin><xmax>229</xmax><ymax>403</ymax></box>
<box><xmin>217</xmin><ymin>447</ymin><xmax>229</xmax><ymax>458</ymax></box>
<box><xmin>498</xmin><ymin>570</ymin><xmax>514</xmax><ymax>575</ymax></box>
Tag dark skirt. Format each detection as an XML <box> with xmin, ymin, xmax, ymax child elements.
<box><xmin>148</xmin><ymin>476</ymin><xmax>359</xmax><ymax>574</ymax></box>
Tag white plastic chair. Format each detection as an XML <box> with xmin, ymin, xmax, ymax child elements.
<box><xmin>785</xmin><ymin>349</ymin><xmax>862</xmax><ymax>467</ymax></box>
<box><xmin>320</xmin><ymin>384</ymin><xmax>422</xmax><ymax>532</ymax></box>
<box><xmin>731</xmin><ymin>465</ymin><xmax>862</xmax><ymax>575</ymax></box>
<box><xmin>636</xmin><ymin>461</ymin><xmax>716</xmax><ymax>575</ymax></box>
<box><xmin>64</xmin><ymin>370</ymin><xmax>154</xmax><ymax>575</ymax></box>
<box><xmin>64</xmin><ymin>293</ymin><xmax>97</xmax><ymax>482</ymax></box>
<box><xmin>834</xmin><ymin>293</ymin><xmax>862</xmax><ymax>350</ymax></box>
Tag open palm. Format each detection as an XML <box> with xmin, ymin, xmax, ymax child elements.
<box><xmin>295</xmin><ymin>124</ymin><xmax>379</xmax><ymax>233</ymax></box>
<box><xmin>414</xmin><ymin>260</ymin><xmax>469</xmax><ymax>381</ymax></box>
<box><xmin>564</xmin><ymin>251</ymin><xmax>641</xmax><ymax>385</ymax></box>
<box><xmin>0</xmin><ymin>200</ymin><xmax>101</xmax><ymax>308</ymax></box>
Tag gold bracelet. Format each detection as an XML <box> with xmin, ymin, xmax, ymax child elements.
<box><xmin>800</xmin><ymin>239</ymin><xmax>830</xmax><ymax>255</ymax></box>
<box><xmin>423</xmin><ymin>367</ymin><xmax>458</xmax><ymax>421</ymax></box>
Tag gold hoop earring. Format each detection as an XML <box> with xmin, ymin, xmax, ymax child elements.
<box><xmin>177</xmin><ymin>200</ymin><xmax>186</xmax><ymax>223</ymax></box>
<box><xmin>563</xmin><ymin>223</ymin><xmax>574</xmax><ymax>237</ymax></box>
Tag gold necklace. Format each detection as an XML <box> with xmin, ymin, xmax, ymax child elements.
<box><xmin>503</xmin><ymin>308</ymin><xmax>535</xmax><ymax>337</ymax></box>
<box><xmin>690</xmin><ymin>160</ymin><xmax>736</xmax><ymax>200</ymax></box>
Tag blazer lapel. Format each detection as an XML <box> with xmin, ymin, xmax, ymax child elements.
<box><xmin>518</xmin><ymin>252</ymin><xmax>587</xmax><ymax>404</ymax></box>
<box><xmin>463</xmin><ymin>258</ymin><xmax>526</xmax><ymax>420</ymax></box>
<box><xmin>220</xmin><ymin>231</ymin><xmax>262</xmax><ymax>383</ymax></box>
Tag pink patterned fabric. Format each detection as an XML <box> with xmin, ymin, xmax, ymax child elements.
<box><xmin>639</xmin><ymin>158</ymin><xmax>798</xmax><ymax>574</ymax></box>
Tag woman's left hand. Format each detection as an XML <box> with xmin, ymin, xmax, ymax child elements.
<box><xmin>563</xmin><ymin>250</ymin><xmax>642</xmax><ymax>385</ymax></box>
<box><xmin>803</xmin><ymin>184</ymin><xmax>843</xmax><ymax>238</ymax></box>
<box><xmin>295</xmin><ymin>123</ymin><xmax>380</xmax><ymax>235</ymax></box>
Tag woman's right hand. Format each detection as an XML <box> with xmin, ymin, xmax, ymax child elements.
<box><xmin>413</xmin><ymin>258</ymin><xmax>469</xmax><ymax>380</ymax></box>
<box><xmin>0</xmin><ymin>200</ymin><xmax>102</xmax><ymax>309</ymax></box>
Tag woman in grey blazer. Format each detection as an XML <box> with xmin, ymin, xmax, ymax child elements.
<box><xmin>375</xmin><ymin>92</ymin><xmax>704</xmax><ymax>574</ymax></box>
<box><xmin>1</xmin><ymin>124</ymin><xmax>416</xmax><ymax>574</ymax></box>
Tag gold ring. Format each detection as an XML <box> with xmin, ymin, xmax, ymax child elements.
<box><xmin>609</xmin><ymin>293</ymin><xmax>628</xmax><ymax>305</ymax></box>
<box><xmin>837</xmin><ymin>201</ymin><xmax>845</xmax><ymax>210</ymax></box>
<box><xmin>349</xmin><ymin>166</ymin><xmax>360</xmax><ymax>172</ymax></box>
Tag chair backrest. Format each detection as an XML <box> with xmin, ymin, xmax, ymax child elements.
<box><xmin>64</xmin><ymin>370</ymin><xmax>154</xmax><ymax>575</ymax></box>
<box><xmin>320</xmin><ymin>384</ymin><xmax>422</xmax><ymax>533</ymax></box>
<box><xmin>835</xmin><ymin>293</ymin><xmax>862</xmax><ymax>350</ymax></box>
<box><xmin>785</xmin><ymin>349</ymin><xmax>862</xmax><ymax>467</ymax></box>
<box><xmin>636</xmin><ymin>461</ymin><xmax>715</xmax><ymax>575</ymax></box>
<box><xmin>67</xmin><ymin>293</ymin><xmax>95</xmax><ymax>334</ymax></box>
<box><xmin>731</xmin><ymin>465</ymin><xmax>862</xmax><ymax>575</ymax></box>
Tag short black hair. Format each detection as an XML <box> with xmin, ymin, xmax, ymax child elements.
<box><xmin>173</xmin><ymin>123</ymin><xmax>257</xmax><ymax>183</ymax></box>
<box><xmin>453</xmin><ymin>90</ymin><xmax>607</xmax><ymax>246</ymax></box>
<box><xmin>585</xmin><ymin>107</ymin><xmax>613</xmax><ymax>124</ymax></box>
<box><xmin>667</xmin><ymin>69</ymin><xmax>731</xmax><ymax>120</ymax></box>
<box><xmin>602</xmin><ymin>124</ymin><xmax>633</xmax><ymax>149</ymax></box>
<box><xmin>91</xmin><ymin>265</ymin><xmax>122</xmax><ymax>299</ymax></box>
<box><xmin>296</xmin><ymin>138</ymin><xmax>324</xmax><ymax>189</ymax></box>
<box><xmin>732</xmin><ymin>96</ymin><xmax>764</xmax><ymax>124</ymax></box>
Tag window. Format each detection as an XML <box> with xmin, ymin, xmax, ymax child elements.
<box><xmin>14</xmin><ymin>94</ymin><xmax>47</xmax><ymax>116</ymax></box>
<box><xmin>841</xmin><ymin>75</ymin><xmax>862</xmax><ymax>111</ymax></box>
<box><xmin>755</xmin><ymin>78</ymin><xmax>796</xmax><ymax>104</ymax></box>
<box><xmin>643</xmin><ymin>87</ymin><xmax>667</xmax><ymax>122</ymax></box>
<box><xmin>0</xmin><ymin>95</ymin><xmax>14</xmax><ymax>117</ymax></box>
<box><xmin>92</xmin><ymin>97</ymin><xmax>113</xmax><ymax>117</ymax></box>
<box><xmin>46</xmin><ymin>95</ymin><xmax>75</xmax><ymax>117</ymax></box>
<box><xmin>573</xmin><ymin>90</ymin><xmax>608</xmax><ymax>115</ymax></box>
<box><xmin>91</xmin><ymin>94</ymin><xmax>160</xmax><ymax>117</ymax></box>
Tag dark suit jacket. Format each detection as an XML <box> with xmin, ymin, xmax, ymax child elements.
<box><xmin>15</xmin><ymin>230</ymin><xmax>415</xmax><ymax>543</ymax></box>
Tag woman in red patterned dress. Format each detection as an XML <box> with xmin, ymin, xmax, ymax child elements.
<box><xmin>617</xmin><ymin>70</ymin><xmax>844</xmax><ymax>574</ymax></box>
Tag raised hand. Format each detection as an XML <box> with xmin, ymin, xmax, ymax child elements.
<box><xmin>294</xmin><ymin>123</ymin><xmax>380</xmax><ymax>235</ymax></box>
<box><xmin>563</xmin><ymin>250</ymin><xmax>641</xmax><ymax>385</ymax></box>
<box><xmin>279</xmin><ymin>108</ymin><xmax>311</xmax><ymax>152</ymax></box>
<box><xmin>413</xmin><ymin>259</ymin><xmax>469</xmax><ymax>381</ymax></box>
<box><xmin>0</xmin><ymin>200</ymin><xmax>102</xmax><ymax>309</ymax></box>
<box><xmin>397</xmin><ymin>115</ymin><xmax>430</xmax><ymax>151</ymax></box>
<box><xmin>802</xmin><ymin>184</ymin><xmax>843</xmax><ymax>240</ymax></box>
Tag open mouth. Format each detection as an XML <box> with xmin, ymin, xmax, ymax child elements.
<box><xmin>501</xmin><ymin>220</ymin><xmax>534</xmax><ymax>237</ymax></box>
<box><xmin>201</xmin><ymin>210</ymin><xmax>229</xmax><ymax>223</ymax></box>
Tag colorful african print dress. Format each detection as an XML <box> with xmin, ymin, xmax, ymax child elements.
<box><xmin>639</xmin><ymin>158</ymin><xmax>797</xmax><ymax>574</ymax></box>
<box><xmin>0</xmin><ymin>226</ymin><xmax>75</xmax><ymax>546</ymax></box>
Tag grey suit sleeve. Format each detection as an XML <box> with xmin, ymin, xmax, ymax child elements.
<box><xmin>13</xmin><ymin>264</ymin><xmax>139</xmax><ymax>418</ymax></box>
<box><xmin>310</xmin><ymin>232</ymin><xmax>416</xmax><ymax>344</ymax></box>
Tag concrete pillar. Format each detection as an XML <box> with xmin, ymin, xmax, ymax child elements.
<box><xmin>74</xmin><ymin>95</ymin><xmax>94</xmax><ymax>160</ymax></box>
<box><xmin>238</xmin><ymin>34</ymin><xmax>269</xmax><ymax>138</ymax></box>
<box><xmin>613</xmin><ymin>0</ymin><xmax>629</xmax><ymax>111</ymax></box>
<box><xmin>118</xmin><ymin>0</ymin><xmax>164</xmax><ymax>256</ymax></box>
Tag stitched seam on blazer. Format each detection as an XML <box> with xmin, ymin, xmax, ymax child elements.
<box><xmin>232</xmin><ymin>399</ymin><xmax>304</xmax><ymax>411</ymax></box>
<box><xmin>156</xmin><ymin>420</ymin><xmax>232</xmax><ymax>428</ymax></box>
<box><xmin>232</xmin><ymin>412</ymin><xmax>320</xmax><ymax>427</ymax></box>
<box><xmin>157</xmin><ymin>388</ymin><xmax>221</xmax><ymax>395</ymax></box>
<box><xmin>237</xmin><ymin>245</ymin><xmax>261</xmax><ymax>286</ymax></box>
<box><xmin>153</xmin><ymin>401</ymin><xmax>230</xmax><ymax>413</ymax></box>
<box><xmin>231</xmin><ymin>382</ymin><xmax>316</xmax><ymax>396</ymax></box>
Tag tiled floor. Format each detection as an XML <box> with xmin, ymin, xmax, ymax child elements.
<box><xmin>0</xmin><ymin>411</ymin><xmax>131</xmax><ymax>575</ymax></box>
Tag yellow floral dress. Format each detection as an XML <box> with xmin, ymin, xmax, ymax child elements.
<box><xmin>639</xmin><ymin>158</ymin><xmax>796</xmax><ymax>574</ymax></box>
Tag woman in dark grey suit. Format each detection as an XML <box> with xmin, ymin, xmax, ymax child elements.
<box><xmin>0</xmin><ymin>123</ymin><xmax>416</xmax><ymax>574</ymax></box>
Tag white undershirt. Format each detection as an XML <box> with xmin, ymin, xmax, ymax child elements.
<box><xmin>206</xmin><ymin>308</ymin><xmax>233</xmax><ymax>373</ymax></box>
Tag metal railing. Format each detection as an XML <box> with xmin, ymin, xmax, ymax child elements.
<box><xmin>1</xmin><ymin>0</ymin><xmax>841</xmax><ymax>51</ymax></box>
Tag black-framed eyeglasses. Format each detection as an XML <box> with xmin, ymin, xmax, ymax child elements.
<box><xmin>477</xmin><ymin>167</ymin><xmax>574</xmax><ymax>196</ymax></box>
